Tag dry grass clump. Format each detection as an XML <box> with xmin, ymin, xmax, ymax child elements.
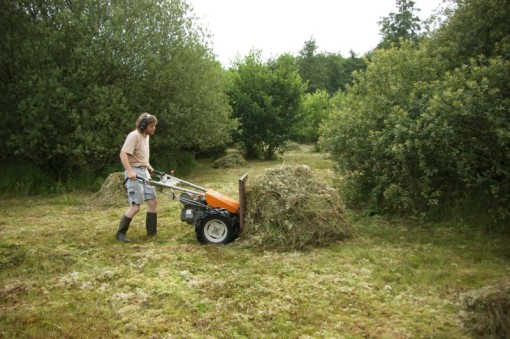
<box><xmin>212</xmin><ymin>153</ymin><xmax>247</xmax><ymax>169</ymax></box>
<box><xmin>242</xmin><ymin>164</ymin><xmax>352</xmax><ymax>251</ymax></box>
<box><xmin>459</xmin><ymin>277</ymin><xmax>510</xmax><ymax>338</ymax></box>
<box><xmin>94</xmin><ymin>172</ymin><xmax>127</xmax><ymax>207</ymax></box>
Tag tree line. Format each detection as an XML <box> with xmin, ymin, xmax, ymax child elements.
<box><xmin>1</xmin><ymin>0</ymin><xmax>508</xmax><ymax>226</ymax></box>
<box><xmin>0</xmin><ymin>0</ymin><xmax>233</xmax><ymax>187</ymax></box>
<box><xmin>0</xmin><ymin>0</ymin><xmax>364</xmax><ymax>184</ymax></box>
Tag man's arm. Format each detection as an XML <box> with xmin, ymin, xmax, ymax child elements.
<box><xmin>120</xmin><ymin>151</ymin><xmax>136</xmax><ymax>180</ymax></box>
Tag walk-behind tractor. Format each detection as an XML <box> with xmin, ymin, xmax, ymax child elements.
<box><xmin>135</xmin><ymin>171</ymin><xmax>248</xmax><ymax>245</ymax></box>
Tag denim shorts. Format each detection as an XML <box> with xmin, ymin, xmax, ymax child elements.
<box><xmin>125</xmin><ymin>167</ymin><xmax>157</xmax><ymax>205</ymax></box>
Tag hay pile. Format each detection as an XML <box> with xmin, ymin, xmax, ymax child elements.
<box><xmin>213</xmin><ymin>153</ymin><xmax>247</xmax><ymax>169</ymax></box>
<box><xmin>283</xmin><ymin>142</ymin><xmax>302</xmax><ymax>151</ymax></box>
<box><xmin>459</xmin><ymin>277</ymin><xmax>510</xmax><ymax>338</ymax></box>
<box><xmin>243</xmin><ymin>164</ymin><xmax>352</xmax><ymax>251</ymax></box>
<box><xmin>94</xmin><ymin>172</ymin><xmax>127</xmax><ymax>207</ymax></box>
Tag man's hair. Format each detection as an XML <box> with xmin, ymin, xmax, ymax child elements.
<box><xmin>136</xmin><ymin>112</ymin><xmax>158</xmax><ymax>131</ymax></box>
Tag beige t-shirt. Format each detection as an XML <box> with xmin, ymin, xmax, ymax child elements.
<box><xmin>121</xmin><ymin>130</ymin><xmax>150</xmax><ymax>167</ymax></box>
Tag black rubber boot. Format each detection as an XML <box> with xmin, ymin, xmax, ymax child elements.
<box><xmin>116</xmin><ymin>215</ymin><xmax>132</xmax><ymax>242</ymax></box>
<box><xmin>146</xmin><ymin>212</ymin><xmax>157</xmax><ymax>236</ymax></box>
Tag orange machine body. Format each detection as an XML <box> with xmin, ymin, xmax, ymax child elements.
<box><xmin>205</xmin><ymin>189</ymin><xmax>239</xmax><ymax>214</ymax></box>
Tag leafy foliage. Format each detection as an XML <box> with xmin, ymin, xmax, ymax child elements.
<box><xmin>294</xmin><ymin>90</ymin><xmax>332</xmax><ymax>144</ymax></box>
<box><xmin>320</xmin><ymin>0</ymin><xmax>510</xmax><ymax>225</ymax></box>
<box><xmin>429</xmin><ymin>0</ymin><xmax>510</xmax><ymax>68</ymax></box>
<box><xmin>320</xmin><ymin>38</ymin><xmax>510</xmax><ymax>223</ymax></box>
<box><xmin>377</xmin><ymin>0</ymin><xmax>423</xmax><ymax>49</ymax></box>
<box><xmin>0</xmin><ymin>0</ymin><xmax>233</xmax><ymax>183</ymax></box>
<box><xmin>227</xmin><ymin>51</ymin><xmax>305</xmax><ymax>160</ymax></box>
<box><xmin>297</xmin><ymin>38</ymin><xmax>366</xmax><ymax>94</ymax></box>
<box><xmin>320</xmin><ymin>44</ymin><xmax>440</xmax><ymax>214</ymax></box>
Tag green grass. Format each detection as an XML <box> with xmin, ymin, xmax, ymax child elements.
<box><xmin>1</xmin><ymin>145</ymin><xmax>509</xmax><ymax>338</ymax></box>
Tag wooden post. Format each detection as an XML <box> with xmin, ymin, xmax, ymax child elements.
<box><xmin>238</xmin><ymin>173</ymin><xmax>248</xmax><ymax>232</ymax></box>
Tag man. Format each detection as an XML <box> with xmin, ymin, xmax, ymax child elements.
<box><xmin>116</xmin><ymin>112</ymin><xmax>158</xmax><ymax>242</ymax></box>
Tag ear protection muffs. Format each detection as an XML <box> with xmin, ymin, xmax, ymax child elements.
<box><xmin>139</xmin><ymin>114</ymin><xmax>150</xmax><ymax>130</ymax></box>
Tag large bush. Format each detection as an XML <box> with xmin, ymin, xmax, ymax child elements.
<box><xmin>320</xmin><ymin>42</ymin><xmax>509</xmax><ymax>223</ymax></box>
<box><xmin>320</xmin><ymin>0</ymin><xmax>510</xmax><ymax>225</ymax></box>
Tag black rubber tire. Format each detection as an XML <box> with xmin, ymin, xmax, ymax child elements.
<box><xmin>228</xmin><ymin>223</ymin><xmax>240</xmax><ymax>243</ymax></box>
<box><xmin>196</xmin><ymin>212</ymin><xmax>236</xmax><ymax>244</ymax></box>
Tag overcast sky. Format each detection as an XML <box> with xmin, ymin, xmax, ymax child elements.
<box><xmin>188</xmin><ymin>0</ymin><xmax>446</xmax><ymax>66</ymax></box>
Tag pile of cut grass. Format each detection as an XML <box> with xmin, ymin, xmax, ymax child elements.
<box><xmin>242</xmin><ymin>164</ymin><xmax>352</xmax><ymax>251</ymax></box>
<box><xmin>94</xmin><ymin>172</ymin><xmax>126</xmax><ymax>207</ymax></box>
<box><xmin>212</xmin><ymin>153</ymin><xmax>247</xmax><ymax>169</ymax></box>
<box><xmin>460</xmin><ymin>277</ymin><xmax>510</xmax><ymax>337</ymax></box>
<box><xmin>283</xmin><ymin>141</ymin><xmax>302</xmax><ymax>152</ymax></box>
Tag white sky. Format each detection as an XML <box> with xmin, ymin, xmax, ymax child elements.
<box><xmin>188</xmin><ymin>0</ymin><xmax>446</xmax><ymax>67</ymax></box>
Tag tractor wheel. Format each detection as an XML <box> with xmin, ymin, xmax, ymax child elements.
<box><xmin>196</xmin><ymin>212</ymin><xmax>237</xmax><ymax>244</ymax></box>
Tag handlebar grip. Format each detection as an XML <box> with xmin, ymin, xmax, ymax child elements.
<box><xmin>123</xmin><ymin>175</ymin><xmax>148</xmax><ymax>186</ymax></box>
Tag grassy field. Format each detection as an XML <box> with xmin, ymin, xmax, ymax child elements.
<box><xmin>1</xmin><ymin>145</ymin><xmax>509</xmax><ymax>338</ymax></box>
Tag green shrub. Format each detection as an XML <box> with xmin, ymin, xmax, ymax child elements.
<box><xmin>320</xmin><ymin>43</ymin><xmax>509</xmax><ymax>225</ymax></box>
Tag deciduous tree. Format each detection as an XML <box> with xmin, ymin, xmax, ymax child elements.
<box><xmin>228</xmin><ymin>51</ymin><xmax>305</xmax><ymax>160</ymax></box>
<box><xmin>377</xmin><ymin>0</ymin><xmax>423</xmax><ymax>49</ymax></box>
<box><xmin>295</xmin><ymin>90</ymin><xmax>331</xmax><ymax>144</ymax></box>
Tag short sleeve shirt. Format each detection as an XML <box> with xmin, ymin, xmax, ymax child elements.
<box><xmin>121</xmin><ymin>130</ymin><xmax>150</xmax><ymax>167</ymax></box>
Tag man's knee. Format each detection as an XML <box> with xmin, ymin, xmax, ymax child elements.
<box><xmin>147</xmin><ymin>199</ymin><xmax>157</xmax><ymax>210</ymax></box>
<box><xmin>129</xmin><ymin>204</ymin><xmax>141</xmax><ymax>214</ymax></box>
